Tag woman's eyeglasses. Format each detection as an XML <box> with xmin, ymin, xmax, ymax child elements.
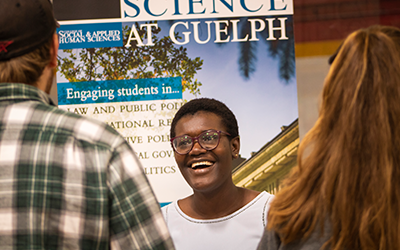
<box><xmin>170</xmin><ymin>130</ymin><xmax>231</xmax><ymax>155</ymax></box>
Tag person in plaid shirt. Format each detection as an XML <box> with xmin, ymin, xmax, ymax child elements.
<box><xmin>0</xmin><ymin>0</ymin><xmax>175</xmax><ymax>249</ymax></box>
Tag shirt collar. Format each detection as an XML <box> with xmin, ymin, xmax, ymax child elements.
<box><xmin>0</xmin><ymin>83</ymin><xmax>56</xmax><ymax>106</ymax></box>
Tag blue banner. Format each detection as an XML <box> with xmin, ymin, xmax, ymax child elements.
<box><xmin>57</xmin><ymin>23</ymin><xmax>123</xmax><ymax>49</ymax></box>
<box><xmin>57</xmin><ymin>77</ymin><xmax>183</xmax><ymax>105</ymax></box>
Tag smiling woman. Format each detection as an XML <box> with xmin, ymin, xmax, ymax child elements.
<box><xmin>161</xmin><ymin>98</ymin><xmax>274</xmax><ymax>250</ymax></box>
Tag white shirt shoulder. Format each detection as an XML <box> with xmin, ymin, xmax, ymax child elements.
<box><xmin>162</xmin><ymin>191</ymin><xmax>274</xmax><ymax>250</ymax></box>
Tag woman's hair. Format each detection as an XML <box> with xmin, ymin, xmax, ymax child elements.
<box><xmin>0</xmin><ymin>36</ymin><xmax>53</xmax><ymax>85</ymax></box>
<box><xmin>170</xmin><ymin>98</ymin><xmax>239</xmax><ymax>139</ymax></box>
<box><xmin>267</xmin><ymin>25</ymin><xmax>400</xmax><ymax>250</ymax></box>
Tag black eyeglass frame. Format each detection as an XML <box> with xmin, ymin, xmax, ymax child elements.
<box><xmin>170</xmin><ymin>130</ymin><xmax>231</xmax><ymax>155</ymax></box>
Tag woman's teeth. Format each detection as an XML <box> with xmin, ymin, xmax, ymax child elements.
<box><xmin>191</xmin><ymin>161</ymin><xmax>213</xmax><ymax>169</ymax></box>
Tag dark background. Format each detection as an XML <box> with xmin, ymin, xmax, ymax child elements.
<box><xmin>53</xmin><ymin>0</ymin><xmax>121</xmax><ymax>21</ymax></box>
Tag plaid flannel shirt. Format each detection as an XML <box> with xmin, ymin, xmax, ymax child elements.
<box><xmin>0</xmin><ymin>83</ymin><xmax>175</xmax><ymax>250</ymax></box>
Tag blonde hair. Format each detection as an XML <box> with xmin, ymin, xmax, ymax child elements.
<box><xmin>0</xmin><ymin>37</ymin><xmax>53</xmax><ymax>85</ymax></box>
<box><xmin>267</xmin><ymin>25</ymin><xmax>400</xmax><ymax>250</ymax></box>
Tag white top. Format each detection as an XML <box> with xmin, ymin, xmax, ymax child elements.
<box><xmin>161</xmin><ymin>191</ymin><xmax>274</xmax><ymax>250</ymax></box>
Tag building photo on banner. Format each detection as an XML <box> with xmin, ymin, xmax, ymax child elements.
<box><xmin>54</xmin><ymin>0</ymin><xmax>299</xmax><ymax>204</ymax></box>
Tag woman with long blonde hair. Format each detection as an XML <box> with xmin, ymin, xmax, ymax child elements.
<box><xmin>257</xmin><ymin>25</ymin><xmax>400</xmax><ymax>250</ymax></box>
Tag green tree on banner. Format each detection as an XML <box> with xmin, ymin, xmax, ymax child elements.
<box><xmin>58</xmin><ymin>23</ymin><xmax>203</xmax><ymax>95</ymax></box>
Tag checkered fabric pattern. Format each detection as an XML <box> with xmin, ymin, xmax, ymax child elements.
<box><xmin>0</xmin><ymin>83</ymin><xmax>175</xmax><ymax>250</ymax></box>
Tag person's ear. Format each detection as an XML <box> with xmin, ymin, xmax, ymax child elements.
<box><xmin>231</xmin><ymin>136</ymin><xmax>240</xmax><ymax>159</ymax></box>
<box><xmin>49</xmin><ymin>33</ymin><xmax>59</xmax><ymax>68</ymax></box>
